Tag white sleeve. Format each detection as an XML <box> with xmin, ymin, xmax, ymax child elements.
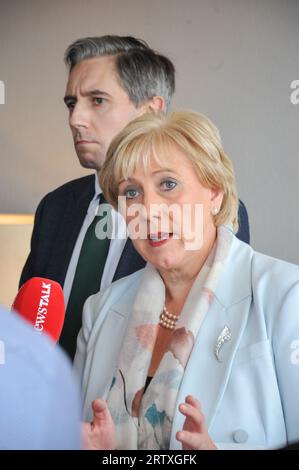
<box><xmin>272</xmin><ymin>281</ymin><xmax>299</xmax><ymax>445</ymax></box>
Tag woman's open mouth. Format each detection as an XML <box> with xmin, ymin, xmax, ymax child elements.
<box><xmin>148</xmin><ymin>232</ymin><xmax>173</xmax><ymax>247</ymax></box>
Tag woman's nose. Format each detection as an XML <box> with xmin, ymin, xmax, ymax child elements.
<box><xmin>142</xmin><ymin>191</ymin><xmax>164</xmax><ymax>219</ymax></box>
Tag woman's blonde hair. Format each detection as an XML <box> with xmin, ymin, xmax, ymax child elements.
<box><xmin>100</xmin><ymin>110</ymin><xmax>239</xmax><ymax>231</ymax></box>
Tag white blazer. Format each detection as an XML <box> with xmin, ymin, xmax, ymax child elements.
<box><xmin>74</xmin><ymin>235</ymin><xmax>299</xmax><ymax>449</ymax></box>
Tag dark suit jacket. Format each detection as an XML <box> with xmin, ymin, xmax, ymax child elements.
<box><xmin>20</xmin><ymin>174</ymin><xmax>250</xmax><ymax>288</ymax></box>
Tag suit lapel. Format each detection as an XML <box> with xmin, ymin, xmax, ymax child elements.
<box><xmin>113</xmin><ymin>238</ymin><xmax>146</xmax><ymax>282</ymax></box>
<box><xmin>47</xmin><ymin>175</ymin><xmax>95</xmax><ymax>285</ymax></box>
<box><xmin>170</xmin><ymin>237</ymin><xmax>254</xmax><ymax>448</ymax></box>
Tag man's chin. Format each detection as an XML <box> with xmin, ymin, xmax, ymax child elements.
<box><xmin>77</xmin><ymin>154</ymin><xmax>103</xmax><ymax>171</ymax></box>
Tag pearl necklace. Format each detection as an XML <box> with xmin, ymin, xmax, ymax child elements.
<box><xmin>159</xmin><ymin>305</ymin><xmax>179</xmax><ymax>330</ymax></box>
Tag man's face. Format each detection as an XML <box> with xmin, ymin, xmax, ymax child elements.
<box><xmin>64</xmin><ymin>56</ymin><xmax>144</xmax><ymax>171</ymax></box>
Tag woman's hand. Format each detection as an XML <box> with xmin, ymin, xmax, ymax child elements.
<box><xmin>176</xmin><ymin>395</ymin><xmax>217</xmax><ymax>450</ymax></box>
<box><xmin>81</xmin><ymin>398</ymin><xmax>116</xmax><ymax>450</ymax></box>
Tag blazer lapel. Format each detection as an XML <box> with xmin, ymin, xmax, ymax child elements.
<box><xmin>170</xmin><ymin>237</ymin><xmax>254</xmax><ymax>448</ymax></box>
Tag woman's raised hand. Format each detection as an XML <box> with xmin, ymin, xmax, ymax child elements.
<box><xmin>176</xmin><ymin>395</ymin><xmax>217</xmax><ymax>450</ymax></box>
<box><xmin>81</xmin><ymin>398</ymin><xmax>116</xmax><ymax>450</ymax></box>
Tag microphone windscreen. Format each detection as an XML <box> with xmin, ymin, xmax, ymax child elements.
<box><xmin>12</xmin><ymin>277</ymin><xmax>65</xmax><ymax>342</ymax></box>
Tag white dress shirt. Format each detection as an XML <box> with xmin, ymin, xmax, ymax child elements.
<box><xmin>63</xmin><ymin>174</ymin><xmax>127</xmax><ymax>307</ymax></box>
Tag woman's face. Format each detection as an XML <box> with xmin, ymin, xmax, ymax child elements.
<box><xmin>118</xmin><ymin>145</ymin><xmax>223</xmax><ymax>274</ymax></box>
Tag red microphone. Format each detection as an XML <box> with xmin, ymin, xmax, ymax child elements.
<box><xmin>12</xmin><ymin>277</ymin><xmax>65</xmax><ymax>343</ymax></box>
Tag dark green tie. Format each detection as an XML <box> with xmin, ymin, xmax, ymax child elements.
<box><xmin>59</xmin><ymin>194</ymin><xmax>111</xmax><ymax>359</ymax></box>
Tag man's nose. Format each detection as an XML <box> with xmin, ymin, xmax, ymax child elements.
<box><xmin>69</xmin><ymin>103</ymin><xmax>90</xmax><ymax>130</ymax></box>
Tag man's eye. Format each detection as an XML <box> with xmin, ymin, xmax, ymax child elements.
<box><xmin>161</xmin><ymin>180</ymin><xmax>177</xmax><ymax>191</ymax></box>
<box><xmin>125</xmin><ymin>188</ymin><xmax>139</xmax><ymax>199</ymax></box>
<box><xmin>66</xmin><ymin>102</ymin><xmax>75</xmax><ymax>111</ymax></box>
<box><xmin>94</xmin><ymin>97</ymin><xmax>104</xmax><ymax>105</ymax></box>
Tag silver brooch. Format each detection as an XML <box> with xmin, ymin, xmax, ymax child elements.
<box><xmin>214</xmin><ymin>326</ymin><xmax>232</xmax><ymax>362</ymax></box>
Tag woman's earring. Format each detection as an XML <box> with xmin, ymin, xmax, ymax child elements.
<box><xmin>211</xmin><ymin>207</ymin><xmax>219</xmax><ymax>216</ymax></box>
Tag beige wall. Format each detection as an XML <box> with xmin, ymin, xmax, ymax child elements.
<box><xmin>0</xmin><ymin>0</ymin><xmax>298</xmax><ymax>302</ymax></box>
<box><xmin>0</xmin><ymin>221</ymin><xmax>33</xmax><ymax>308</ymax></box>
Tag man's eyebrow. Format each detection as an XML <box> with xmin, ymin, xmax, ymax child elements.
<box><xmin>86</xmin><ymin>89</ymin><xmax>111</xmax><ymax>98</ymax></box>
<box><xmin>64</xmin><ymin>89</ymin><xmax>111</xmax><ymax>104</ymax></box>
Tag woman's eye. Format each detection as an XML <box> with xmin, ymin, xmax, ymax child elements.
<box><xmin>161</xmin><ymin>180</ymin><xmax>177</xmax><ymax>191</ymax></box>
<box><xmin>125</xmin><ymin>188</ymin><xmax>139</xmax><ymax>199</ymax></box>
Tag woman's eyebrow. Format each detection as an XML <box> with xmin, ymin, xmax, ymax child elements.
<box><xmin>151</xmin><ymin>169</ymin><xmax>178</xmax><ymax>175</ymax></box>
<box><xmin>118</xmin><ymin>168</ymin><xmax>178</xmax><ymax>185</ymax></box>
<box><xmin>119</xmin><ymin>177</ymin><xmax>140</xmax><ymax>185</ymax></box>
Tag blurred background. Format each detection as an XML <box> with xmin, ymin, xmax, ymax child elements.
<box><xmin>0</xmin><ymin>0</ymin><xmax>298</xmax><ymax>307</ymax></box>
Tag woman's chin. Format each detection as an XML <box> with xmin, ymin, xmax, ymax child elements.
<box><xmin>149</xmin><ymin>254</ymin><xmax>182</xmax><ymax>272</ymax></box>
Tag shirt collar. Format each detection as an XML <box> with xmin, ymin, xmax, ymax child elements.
<box><xmin>94</xmin><ymin>172</ymin><xmax>101</xmax><ymax>199</ymax></box>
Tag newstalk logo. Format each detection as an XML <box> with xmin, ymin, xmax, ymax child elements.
<box><xmin>33</xmin><ymin>282</ymin><xmax>52</xmax><ymax>334</ymax></box>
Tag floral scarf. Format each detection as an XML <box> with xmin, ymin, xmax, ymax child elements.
<box><xmin>106</xmin><ymin>226</ymin><xmax>233</xmax><ymax>449</ymax></box>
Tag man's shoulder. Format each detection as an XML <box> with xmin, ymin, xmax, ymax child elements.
<box><xmin>43</xmin><ymin>174</ymin><xmax>95</xmax><ymax>202</ymax></box>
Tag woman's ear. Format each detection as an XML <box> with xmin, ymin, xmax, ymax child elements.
<box><xmin>210</xmin><ymin>187</ymin><xmax>224</xmax><ymax>212</ymax></box>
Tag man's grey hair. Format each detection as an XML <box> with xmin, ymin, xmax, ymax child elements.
<box><xmin>64</xmin><ymin>35</ymin><xmax>175</xmax><ymax>112</ymax></box>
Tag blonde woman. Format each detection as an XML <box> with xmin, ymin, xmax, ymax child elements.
<box><xmin>75</xmin><ymin>110</ymin><xmax>299</xmax><ymax>450</ymax></box>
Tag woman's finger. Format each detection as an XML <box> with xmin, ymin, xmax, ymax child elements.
<box><xmin>179</xmin><ymin>403</ymin><xmax>204</xmax><ymax>431</ymax></box>
<box><xmin>91</xmin><ymin>399</ymin><xmax>111</xmax><ymax>427</ymax></box>
<box><xmin>185</xmin><ymin>395</ymin><xmax>201</xmax><ymax>410</ymax></box>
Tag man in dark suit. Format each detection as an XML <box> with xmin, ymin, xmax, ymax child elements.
<box><xmin>20</xmin><ymin>36</ymin><xmax>176</xmax><ymax>359</ymax></box>
<box><xmin>20</xmin><ymin>35</ymin><xmax>249</xmax><ymax>360</ymax></box>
